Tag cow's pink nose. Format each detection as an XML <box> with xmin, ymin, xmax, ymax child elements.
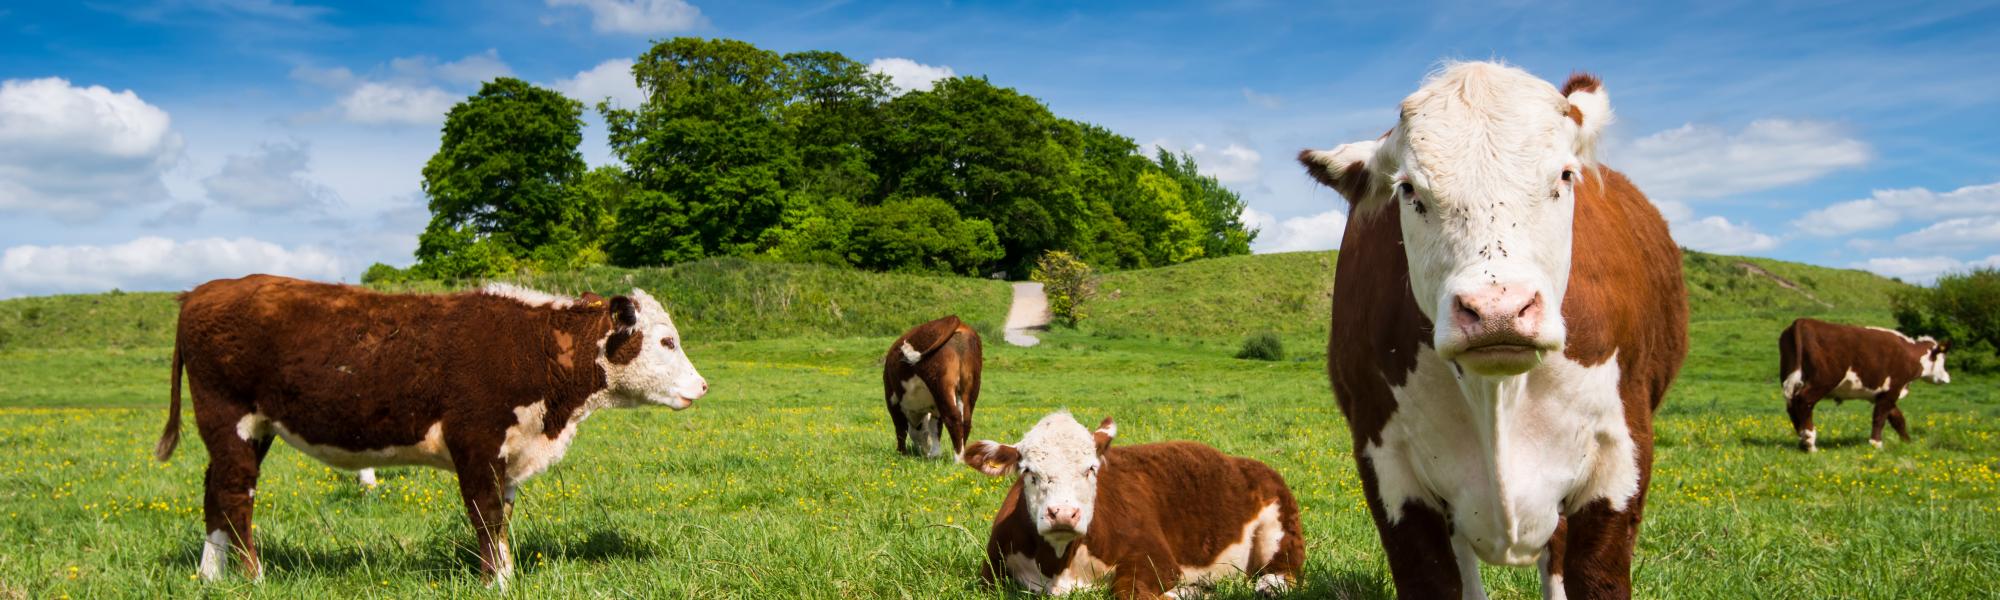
<box><xmin>1044</xmin><ymin>505</ymin><xmax>1081</xmax><ymax>528</ymax></box>
<box><xmin>1453</xmin><ymin>286</ymin><xmax>1543</xmax><ymax>339</ymax></box>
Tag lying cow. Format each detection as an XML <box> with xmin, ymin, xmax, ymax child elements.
<box><xmin>1780</xmin><ymin>318</ymin><xmax>1950</xmax><ymax>452</ymax></box>
<box><xmin>963</xmin><ymin>412</ymin><xmax>1304</xmax><ymax>599</ymax></box>
<box><xmin>1299</xmin><ymin>62</ymin><xmax>1688</xmax><ymax>597</ymax></box>
<box><xmin>152</xmin><ymin>276</ymin><xmax>708</xmax><ymax>587</ymax></box>
<box><xmin>883</xmin><ymin>316</ymin><xmax>983</xmax><ymax>457</ymax></box>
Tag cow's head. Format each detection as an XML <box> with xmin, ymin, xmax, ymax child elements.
<box><xmin>962</xmin><ymin>412</ymin><xmax>1117</xmax><ymax>548</ymax></box>
<box><xmin>1300</xmin><ymin>62</ymin><xmax>1610</xmax><ymax>376</ymax></box>
<box><xmin>1920</xmin><ymin>338</ymin><xmax>1951</xmax><ymax>385</ymax></box>
<box><xmin>601</xmin><ymin>288</ymin><xmax>708</xmax><ymax>409</ymax></box>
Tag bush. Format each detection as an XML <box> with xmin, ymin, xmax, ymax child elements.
<box><xmin>1032</xmin><ymin>250</ymin><xmax>1098</xmax><ymax>327</ymax></box>
<box><xmin>1235</xmin><ymin>332</ymin><xmax>1284</xmax><ymax>361</ymax></box>
<box><xmin>1894</xmin><ymin>267</ymin><xmax>2000</xmax><ymax>373</ymax></box>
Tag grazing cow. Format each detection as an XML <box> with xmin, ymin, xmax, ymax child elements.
<box><xmin>1298</xmin><ymin>62</ymin><xmax>1687</xmax><ymax>598</ymax></box>
<box><xmin>883</xmin><ymin>316</ymin><xmax>983</xmax><ymax>457</ymax></box>
<box><xmin>963</xmin><ymin>412</ymin><xmax>1304</xmax><ymax>599</ymax></box>
<box><xmin>1779</xmin><ymin>318</ymin><xmax>1950</xmax><ymax>452</ymax></box>
<box><xmin>152</xmin><ymin>276</ymin><xmax>708</xmax><ymax>587</ymax></box>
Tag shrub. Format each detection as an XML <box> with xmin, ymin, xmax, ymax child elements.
<box><xmin>1235</xmin><ymin>332</ymin><xmax>1284</xmax><ymax>361</ymax></box>
<box><xmin>1894</xmin><ymin>267</ymin><xmax>2000</xmax><ymax>373</ymax></box>
<box><xmin>1032</xmin><ymin>250</ymin><xmax>1098</xmax><ymax>327</ymax></box>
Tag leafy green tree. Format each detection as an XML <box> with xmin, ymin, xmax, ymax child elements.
<box><xmin>605</xmin><ymin>38</ymin><xmax>799</xmax><ymax>264</ymax></box>
<box><xmin>1895</xmin><ymin>267</ymin><xmax>2000</xmax><ymax>372</ymax></box>
<box><xmin>416</xmin><ymin>78</ymin><xmax>587</xmax><ymax>272</ymax></box>
<box><xmin>410</xmin><ymin>224</ymin><xmax>520</xmax><ymax>281</ymax></box>
<box><xmin>846</xmin><ymin>197</ymin><xmax>1003</xmax><ymax>275</ymax></box>
<box><xmin>1130</xmin><ymin>170</ymin><xmax>1206</xmax><ymax>265</ymax></box>
<box><xmin>1158</xmin><ymin>149</ymin><xmax>1254</xmax><ymax>257</ymax></box>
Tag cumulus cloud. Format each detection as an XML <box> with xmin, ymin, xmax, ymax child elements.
<box><xmin>335</xmin><ymin>82</ymin><xmax>456</xmax><ymax>126</ymax></box>
<box><xmin>1850</xmin><ymin>254</ymin><xmax>2000</xmax><ymax>285</ymax></box>
<box><xmin>1242</xmin><ymin>206</ymin><xmax>1345</xmax><ymax>253</ymax></box>
<box><xmin>1794</xmin><ymin>180</ymin><xmax>2000</xmax><ymax>236</ymax></box>
<box><xmin>0</xmin><ymin>77</ymin><xmax>183</xmax><ymax>221</ymax></box>
<box><xmin>201</xmin><ymin>140</ymin><xmax>337</xmax><ymax>213</ymax></box>
<box><xmin>295</xmin><ymin>50</ymin><xmax>513</xmax><ymax>126</ymax></box>
<box><xmin>869</xmin><ymin>58</ymin><xmax>955</xmax><ymax>95</ymax></box>
<box><xmin>1615</xmin><ymin>119</ymin><xmax>1870</xmax><ymax>201</ymax></box>
<box><xmin>0</xmin><ymin>237</ymin><xmax>344</xmax><ymax>298</ymax></box>
<box><xmin>1894</xmin><ymin>215</ymin><xmax>2000</xmax><ymax>249</ymax></box>
<box><xmin>546</xmin><ymin>0</ymin><xmax>704</xmax><ymax>34</ymax></box>
<box><xmin>555</xmin><ymin>58</ymin><xmax>645</xmax><ymax>109</ymax></box>
<box><xmin>1669</xmin><ymin>215</ymin><xmax>1780</xmax><ymax>255</ymax></box>
<box><xmin>1151</xmin><ymin>140</ymin><xmax>1263</xmax><ymax>186</ymax></box>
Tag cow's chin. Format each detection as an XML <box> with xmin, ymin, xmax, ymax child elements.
<box><xmin>649</xmin><ymin>392</ymin><xmax>696</xmax><ymax>410</ymax></box>
<box><xmin>1444</xmin><ymin>338</ymin><xmax>1561</xmax><ymax>377</ymax></box>
<box><xmin>1038</xmin><ymin>526</ymin><xmax>1084</xmax><ymax>546</ymax></box>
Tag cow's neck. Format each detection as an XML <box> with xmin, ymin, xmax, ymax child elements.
<box><xmin>550</xmin><ymin>309</ymin><xmax>622</xmax><ymax>420</ymax></box>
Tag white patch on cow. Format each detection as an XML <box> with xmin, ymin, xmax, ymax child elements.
<box><xmin>1829</xmin><ymin>368</ymin><xmax>1892</xmax><ymax>400</ymax></box>
<box><xmin>357</xmin><ymin>468</ymin><xmax>377</xmax><ymax>488</ymax></box>
<box><xmin>1864</xmin><ymin>326</ymin><xmax>1915</xmax><ymax>343</ymax></box>
<box><xmin>899</xmin><ymin>376</ymin><xmax>946</xmax><ymax>457</ymax></box>
<box><xmin>599</xmin><ymin>288</ymin><xmax>708</xmax><ymax>409</ymax></box>
<box><xmin>1539</xmin><ymin>552</ymin><xmax>1567</xmax><ymax>600</ymax></box>
<box><xmin>900</xmin><ymin>341</ymin><xmax>922</xmax><ymax>364</ymax></box>
<box><xmin>1254</xmin><ymin>573</ymin><xmax>1292</xmax><ymax>596</ymax></box>
<box><xmin>1451</xmin><ymin>536</ymin><xmax>1491</xmax><ymax>600</ymax></box>
<box><xmin>1178</xmin><ymin>501</ymin><xmax>1284</xmax><ymax>589</ymax></box>
<box><xmin>198</xmin><ymin>529</ymin><xmax>229</xmax><ymax>581</ymax></box>
<box><xmin>1799</xmin><ymin>428</ymin><xmax>1818</xmax><ymax>452</ymax></box>
<box><xmin>1371</xmin><ymin>348</ymin><xmax>1635</xmax><ymax>569</ymax></box>
<box><xmin>1004</xmin><ymin>552</ymin><xmax>1054</xmax><ymax>593</ymax></box>
<box><xmin>1781</xmin><ymin>369</ymin><xmax>1805</xmax><ymax>399</ymax></box>
<box><xmin>235</xmin><ymin>413</ymin><xmax>269</xmax><ymax>441</ymax></box>
<box><xmin>499</xmin><ymin>400</ymin><xmax>588</xmax><ymax>485</ymax></box>
<box><xmin>1870</xmin><ymin>438</ymin><xmax>1884</xmax><ymax>449</ymax></box>
<box><xmin>492</xmin><ymin>535</ymin><xmax>514</xmax><ymax>590</ymax></box>
<box><xmin>268</xmin><ymin>419</ymin><xmax>453</xmax><ymax>471</ymax></box>
<box><xmin>1050</xmin><ymin>543</ymin><xmax>1114</xmax><ymax>595</ymax></box>
<box><xmin>480</xmin><ymin>283</ymin><xmax>575</xmax><ymax>308</ymax></box>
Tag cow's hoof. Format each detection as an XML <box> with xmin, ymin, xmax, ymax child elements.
<box><xmin>1869</xmin><ymin>439</ymin><xmax>1884</xmax><ymax>449</ymax></box>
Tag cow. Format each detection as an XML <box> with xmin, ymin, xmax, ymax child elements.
<box><xmin>962</xmin><ymin>412</ymin><xmax>1303</xmax><ymax>599</ymax></box>
<box><xmin>151</xmin><ymin>275</ymin><xmax>708</xmax><ymax>588</ymax></box>
<box><xmin>883</xmin><ymin>315</ymin><xmax>983</xmax><ymax>458</ymax></box>
<box><xmin>1779</xmin><ymin>318</ymin><xmax>1950</xmax><ymax>452</ymax></box>
<box><xmin>1298</xmin><ymin>62</ymin><xmax>1688</xmax><ymax>599</ymax></box>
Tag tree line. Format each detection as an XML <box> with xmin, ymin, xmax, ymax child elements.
<box><xmin>366</xmin><ymin>38</ymin><xmax>1255</xmax><ymax>284</ymax></box>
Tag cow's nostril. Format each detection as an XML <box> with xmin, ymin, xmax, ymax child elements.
<box><xmin>1455</xmin><ymin>297</ymin><xmax>1482</xmax><ymax>324</ymax></box>
<box><xmin>1518</xmin><ymin>293</ymin><xmax>1542</xmax><ymax>319</ymax></box>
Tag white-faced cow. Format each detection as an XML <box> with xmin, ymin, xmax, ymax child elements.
<box><xmin>962</xmin><ymin>412</ymin><xmax>1304</xmax><ymax>599</ymax></box>
<box><xmin>883</xmin><ymin>316</ymin><xmax>983</xmax><ymax>458</ymax></box>
<box><xmin>1780</xmin><ymin>318</ymin><xmax>1950</xmax><ymax>452</ymax></box>
<box><xmin>152</xmin><ymin>275</ymin><xmax>708</xmax><ymax>587</ymax></box>
<box><xmin>1298</xmin><ymin>62</ymin><xmax>1688</xmax><ymax>598</ymax></box>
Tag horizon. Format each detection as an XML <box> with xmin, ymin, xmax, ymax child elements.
<box><xmin>3</xmin><ymin>0</ymin><xmax>1997</xmax><ymax>297</ymax></box>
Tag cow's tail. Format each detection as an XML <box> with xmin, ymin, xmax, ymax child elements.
<box><xmin>154</xmin><ymin>342</ymin><xmax>184</xmax><ymax>462</ymax></box>
<box><xmin>902</xmin><ymin>316</ymin><xmax>965</xmax><ymax>365</ymax></box>
<box><xmin>1779</xmin><ymin>322</ymin><xmax>1805</xmax><ymax>400</ymax></box>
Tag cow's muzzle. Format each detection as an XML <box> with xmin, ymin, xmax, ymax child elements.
<box><xmin>1444</xmin><ymin>286</ymin><xmax>1558</xmax><ymax>375</ymax></box>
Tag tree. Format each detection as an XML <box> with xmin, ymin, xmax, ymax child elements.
<box><xmin>605</xmin><ymin>38</ymin><xmax>799</xmax><ymax>264</ymax></box>
<box><xmin>1158</xmin><ymin>149</ymin><xmax>1255</xmax><ymax>258</ymax></box>
<box><xmin>416</xmin><ymin>77</ymin><xmax>587</xmax><ymax>274</ymax></box>
<box><xmin>1129</xmin><ymin>170</ymin><xmax>1206</xmax><ymax>265</ymax></box>
<box><xmin>1895</xmin><ymin>267</ymin><xmax>2000</xmax><ymax>372</ymax></box>
<box><xmin>847</xmin><ymin>197</ymin><xmax>1003</xmax><ymax>275</ymax></box>
<box><xmin>1031</xmin><ymin>250</ymin><xmax>1098</xmax><ymax>327</ymax></box>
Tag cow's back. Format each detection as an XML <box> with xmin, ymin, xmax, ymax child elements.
<box><xmin>1782</xmin><ymin>318</ymin><xmax>1923</xmax><ymax>390</ymax></box>
<box><xmin>1088</xmin><ymin>442</ymin><xmax>1297</xmax><ymax>564</ymax></box>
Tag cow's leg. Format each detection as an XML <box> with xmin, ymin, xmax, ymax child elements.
<box><xmin>886</xmin><ymin>395</ymin><xmax>911</xmax><ymax>455</ymax></box>
<box><xmin>930</xmin><ymin>373</ymin><xmax>969</xmax><ymax>456</ymax></box>
<box><xmin>1541</xmin><ymin>519</ymin><xmax>1569</xmax><ymax>600</ymax></box>
<box><xmin>357</xmin><ymin>468</ymin><xmax>378</xmax><ymax>488</ymax></box>
<box><xmin>1355</xmin><ymin>454</ymin><xmax>1464</xmax><ymax>598</ymax></box>
<box><xmin>1449</xmin><ymin>535</ymin><xmax>1491</xmax><ymax>600</ymax></box>
<box><xmin>1557</xmin><ymin>494</ymin><xmax>1648</xmax><ymax>599</ymax></box>
<box><xmin>1888</xmin><ymin>406</ymin><xmax>1912</xmax><ymax>442</ymax></box>
<box><xmin>453</xmin><ymin>454</ymin><xmax>514</xmax><ymax>588</ymax></box>
<box><xmin>1787</xmin><ymin>387</ymin><xmax>1826</xmax><ymax>452</ymax></box>
<box><xmin>196</xmin><ymin>398</ymin><xmax>268</xmax><ymax>582</ymax></box>
<box><xmin>1868</xmin><ymin>392</ymin><xmax>1899</xmax><ymax>449</ymax></box>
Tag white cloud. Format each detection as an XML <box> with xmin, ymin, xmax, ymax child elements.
<box><xmin>1615</xmin><ymin>119</ymin><xmax>1870</xmax><ymax>201</ymax></box>
<box><xmin>0</xmin><ymin>237</ymin><xmax>344</xmax><ymax>298</ymax></box>
<box><xmin>431</xmin><ymin>49</ymin><xmax>513</xmax><ymax>86</ymax></box>
<box><xmin>1894</xmin><ymin>215</ymin><xmax>2000</xmax><ymax>249</ymax></box>
<box><xmin>1794</xmin><ymin>180</ymin><xmax>2000</xmax><ymax>236</ymax></box>
<box><xmin>555</xmin><ymin>58</ymin><xmax>644</xmax><ymax>109</ymax></box>
<box><xmin>1850</xmin><ymin>254</ymin><xmax>2000</xmax><ymax>285</ymax></box>
<box><xmin>1151</xmin><ymin>140</ymin><xmax>1263</xmax><ymax>185</ymax></box>
<box><xmin>1670</xmin><ymin>215</ymin><xmax>1780</xmax><ymax>254</ymax></box>
<box><xmin>546</xmin><ymin>0</ymin><xmax>705</xmax><ymax>34</ymax></box>
<box><xmin>295</xmin><ymin>51</ymin><xmax>513</xmax><ymax>126</ymax></box>
<box><xmin>0</xmin><ymin>77</ymin><xmax>183</xmax><ymax>221</ymax></box>
<box><xmin>1241</xmin><ymin>88</ymin><xmax>1281</xmax><ymax>109</ymax></box>
<box><xmin>335</xmin><ymin>82</ymin><xmax>456</xmax><ymax>126</ymax></box>
<box><xmin>1242</xmin><ymin>206</ymin><xmax>1345</xmax><ymax>253</ymax></box>
<box><xmin>201</xmin><ymin>140</ymin><xmax>337</xmax><ymax>213</ymax></box>
<box><xmin>869</xmin><ymin>58</ymin><xmax>955</xmax><ymax>95</ymax></box>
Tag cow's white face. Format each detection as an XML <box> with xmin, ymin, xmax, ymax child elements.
<box><xmin>601</xmin><ymin>288</ymin><xmax>708</xmax><ymax>409</ymax></box>
<box><xmin>1301</xmin><ymin>62</ymin><xmax>1611</xmax><ymax>377</ymax></box>
<box><xmin>963</xmin><ymin>412</ymin><xmax>1117</xmax><ymax>548</ymax></box>
<box><xmin>1920</xmin><ymin>341</ymin><xmax>1951</xmax><ymax>385</ymax></box>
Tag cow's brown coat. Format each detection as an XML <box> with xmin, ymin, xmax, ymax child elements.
<box><xmin>1780</xmin><ymin>318</ymin><xmax>1947</xmax><ymax>450</ymax></box>
<box><xmin>882</xmin><ymin>316</ymin><xmax>983</xmax><ymax>455</ymax></box>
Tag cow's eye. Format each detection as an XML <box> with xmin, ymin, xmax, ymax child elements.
<box><xmin>1397</xmin><ymin>181</ymin><xmax>1415</xmax><ymax>197</ymax></box>
<box><xmin>1085</xmin><ymin>466</ymin><xmax>1098</xmax><ymax>478</ymax></box>
<box><xmin>1561</xmin><ymin>170</ymin><xmax>1575</xmax><ymax>183</ymax></box>
<box><xmin>661</xmin><ymin>338</ymin><xmax>677</xmax><ymax>350</ymax></box>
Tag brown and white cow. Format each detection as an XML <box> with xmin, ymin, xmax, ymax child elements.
<box><xmin>1298</xmin><ymin>62</ymin><xmax>1688</xmax><ymax>598</ymax></box>
<box><xmin>1780</xmin><ymin>318</ymin><xmax>1950</xmax><ymax>452</ymax></box>
<box><xmin>883</xmin><ymin>315</ymin><xmax>983</xmax><ymax>457</ymax></box>
<box><xmin>152</xmin><ymin>275</ymin><xmax>708</xmax><ymax>587</ymax></box>
<box><xmin>962</xmin><ymin>412</ymin><xmax>1304</xmax><ymax>599</ymax></box>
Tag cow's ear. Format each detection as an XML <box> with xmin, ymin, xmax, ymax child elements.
<box><xmin>1298</xmin><ymin>139</ymin><xmax>1383</xmax><ymax>208</ymax></box>
<box><xmin>1092</xmin><ymin>417</ymin><xmax>1116</xmax><ymax>455</ymax></box>
<box><xmin>609</xmin><ymin>296</ymin><xmax>639</xmax><ymax>328</ymax></box>
<box><xmin>1561</xmin><ymin>73</ymin><xmax>1612</xmax><ymax>164</ymax></box>
<box><xmin>578</xmin><ymin>292</ymin><xmax>605</xmax><ymax>307</ymax></box>
<box><xmin>961</xmin><ymin>440</ymin><xmax>1021</xmax><ymax>477</ymax></box>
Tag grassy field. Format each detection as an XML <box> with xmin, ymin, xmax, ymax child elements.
<box><xmin>1</xmin><ymin>253</ymin><xmax>1995</xmax><ymax>598</ymax></box>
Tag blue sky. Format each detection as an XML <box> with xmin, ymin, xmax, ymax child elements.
<box><xmin>3</xmin><ymin>0</ymin><xmax>1997</xmax><ymax>297</ymax></box>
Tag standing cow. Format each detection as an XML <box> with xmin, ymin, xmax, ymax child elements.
<box><xmin>1299</xmin><ymin>62</ymin><xmax>1687</xmax><ymax>598</ymax></box>
<box><xmin>883</xmin><ymin>316</ymin><xmax>983</xmax><ymax>458</ymax></box>
<box><xmin>153</xmin><ymin>276</ymin><xmax>708</xmax><ymax>587</ymax></box>
<box><xmin>962</xmin><ymin>412</ymin><xmax>1304</xmax><ymax>599</ymax></box>
<box><xmin>1780</xmin><ymin>318</ymin><xmax>1950</xmax><ymax>452</ymax></box>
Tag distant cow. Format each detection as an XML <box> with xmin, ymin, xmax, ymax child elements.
<box><xmin>962</xmin><ymin>412</ymin><xmax>1303</xmax><ymax>599</ymax></box>
<box><xmin>1299</xmin><ymin>62</ymin><xmax>1687</xmax><ymax>597</ymax></box>
<box><xmin>883</xmin><ymin>316</ymin><xmax>983</xmax><ymax>458</ymax></box>
<box><xmin>153</xmin><ymin>276</ymin><xmax>708</xmax><ymax>587</ymax></box>
<box><xmin>1780</xmin><ymin>318</ymin><xmax>1950</xmax><ymax>452</ymax></box>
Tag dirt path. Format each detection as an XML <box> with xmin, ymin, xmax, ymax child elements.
<box><xmin>1003</xmin><ymin>282</ymin><xmax>1050</xmax><ymax>347</ymax></box>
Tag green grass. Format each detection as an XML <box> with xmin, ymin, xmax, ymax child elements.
<box><xmin>1</xmin><ymin>253</ymin><xmax>1995</xmax><ymax>598</ymax></box>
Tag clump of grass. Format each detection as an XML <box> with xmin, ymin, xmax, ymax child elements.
<box><xmin>1235</xmin><ymin>332</ymin><xmax>1284</xmax><ymax>361</ymax></box>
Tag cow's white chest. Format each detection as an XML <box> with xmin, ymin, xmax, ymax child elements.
<box><xmin>242</xmin><ymin>415</ymin><xmax>454</xmax><ymax>471</ymax></box>
<box><xmin>1829</xmin><ymin>368</ymin><xmax>1891</xmax><ymax>400</ymax></box>
<box><xmin>1006</xmin><ymin>543</ymin><xmax>1114</xmax><ymax>595</ymax></box>
<box><xmin>500</xmin><ymin>400</ymin><xmax>589</xmax><ymax>485</ymax></box>
<box><xmin>1367</xmin><ymin>349</ymin><xmax>1637</xmax><ymax>568</ymax></box>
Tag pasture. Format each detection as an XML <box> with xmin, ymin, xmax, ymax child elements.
<box><xmin>1</xmin><ymin>252</ymin><xmax>1995</xmax><ymax>598</ymax></box>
